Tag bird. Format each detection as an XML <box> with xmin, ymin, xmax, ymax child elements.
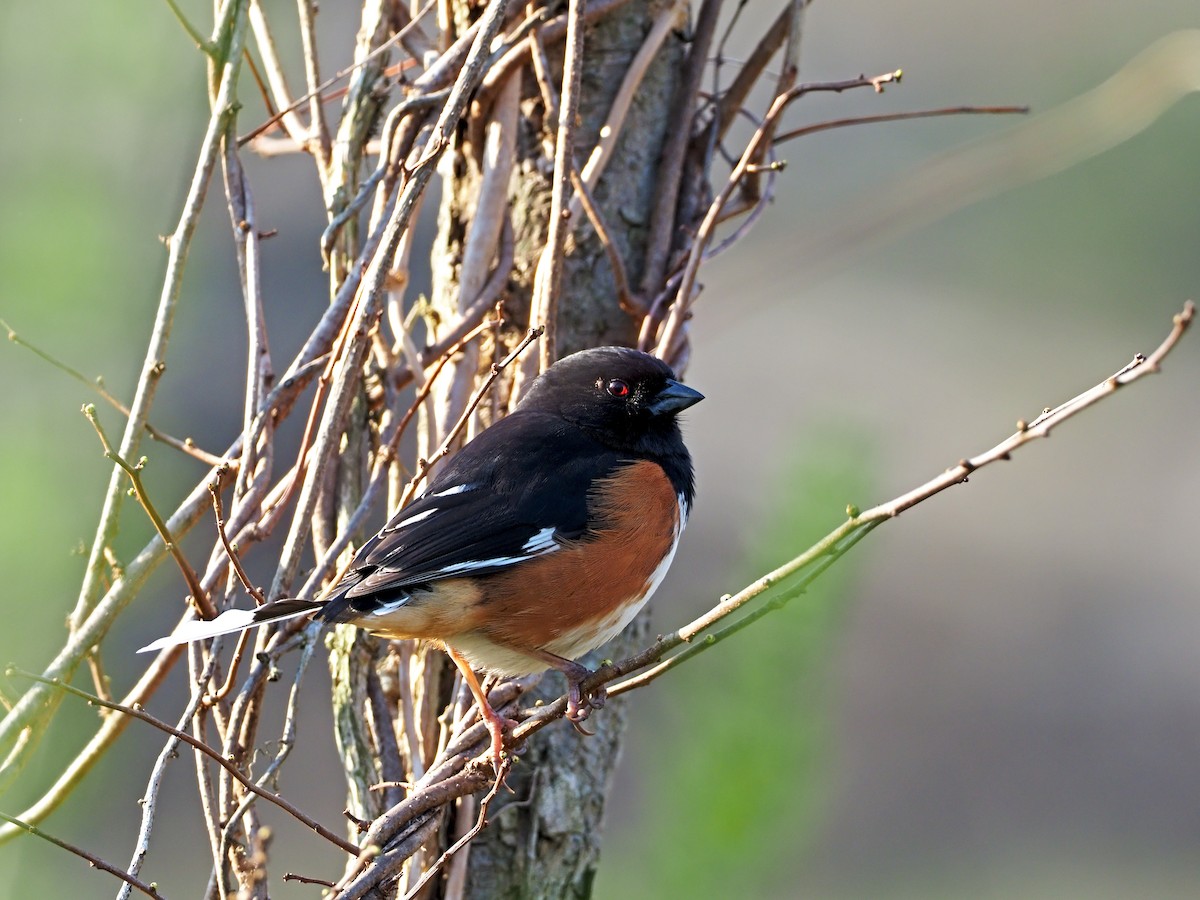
<box><xmin>141</xmin><ymin>345</ymin><xmax>702</xmax><ymax>768</ymax></box>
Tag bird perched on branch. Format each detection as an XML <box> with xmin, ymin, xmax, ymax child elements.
<box><xmin>142</xmin><ymin>346</ymin><xmax>702</xmax><ymax>768</ymax></box>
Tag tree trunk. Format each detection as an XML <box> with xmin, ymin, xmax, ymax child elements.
<box><xmin>424</xmin><ymin>2</ymin><xmax>686</xmax><ymax>895</ymax></box>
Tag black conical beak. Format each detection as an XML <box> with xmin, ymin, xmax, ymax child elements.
<box><xmin>647</xmin><ymin>379</ymin><xmax>704</xmax><ymax>415</ymax></box>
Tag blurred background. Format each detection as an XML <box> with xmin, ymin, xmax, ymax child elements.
<box><xmin>1</xmin><ymin>1</ymin><xmax>1198</xmax><ymax>897</ymax></box>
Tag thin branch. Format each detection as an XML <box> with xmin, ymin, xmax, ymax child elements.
<box><xmin>0</xmin><ymin>319</ymin><xmax>226</xmax><ymax>465</ymax></box>
<box><xmin>566</xmin><ymin>0</ymin><xmax>686</xmax><ymax>224</ymax></box>
<box><xmin>438</xmin><ymin>65</ymin><xmax>520</xmax><ymax>440</ymax></box>
<box><xmin>71</xmin><ymin>0</ymin><xmax>251</xmax><ymax>631</ymax></box>
<box><xmin>542</xmin><ymin>302</ymin><xmax>1194</xmax><ymax>713</ymax></box>
<box><xmin>118</xmin><ymin>652</ymin><xmax>221</xmax><ymax>900</ymax></box>
<box><xmin>161</xmin><ymin>0</ymin><xmax>215</xmax><ymax>55</ymax></box>
<box><xmin>654</xmin><ymin>69</ymin><xmax>903</xmax><ymax>357</ymax></box>
<box><xmin>296</xmin><ymin>0</ymin><xmax>332</xmax><ymax>167</ymax></box>
<box><xmin>237</xmin><ymin>0</ymin><xmax>437</xmax><ymax>146</ymax></box>
<box><xmin>0</xmin><ymin>811</ymin><xmax>166</xmax><ymax>899</ymax></box>
<box><xmin>83</xmin><ymin>404</ymin><xmax>215</xmax><ymax>620</ymax></box>
<box><xmin>208</xmin><ymin>477</ymin><xmax>266</xmax><ymax>604</ymax></box>
<box><xmin>213</xmin><ymin>632</ymin><xmax>320</xmax><ymax>885</ymax></box>
<box><xmin>523</xmin><ymin>42</ymin><xmax>636</xmax><ymax>317</ymax></box>
<box><xmin>400</xmin><ymin>771</ymin><xmax>508</xmax><ymax>900</ymax></box>
<box><xmin>203</xmin><ymin>628</ymin><xmax>253</xmax><ymax>706</ymax></box>
<box><xmin>640</xmin><ymin>0</ymin><xmax>721</xmax><ymax>297</ymax></box>
<box><xmin>0</xmin><ymin>646</ymin><xmax>183</xmax><ymax>846</ymax></box>
<box><xmin>742</xmin><ymin>0</ymin><xmax>805</xmax><ymax>202</ymax></box>
<box><xmin>569</xmin><ymin>163</ymin><xmax>636</xmax><ymax>316</ymax></box>
<box><xmin>318</xmin><ymin>90</ymin><xmax>449</xmax><ymax>264</ymax></box>
<box><xmin>774</xmin><ymin>104</ymin><xmax>1030</xmax><ymax>144</ymax></box>
<box><xmin>712</xmin><ymin>2</ymin><xmax>792</xmax><ymax>142</ymax></box>
<box><xmin>400</xmin><ymin>327</ymin><xmax>542</xmax><ymax>506</ymax></box>
<box><xmin>247</xmin><ymin>0</ymin><xmax>310</xmax><ymax>147</ymax></box>
<box><xmin>0</xmin><ymin>469</ymin><xmax>215</xmax><ymax>787</ymax></box>
<box><xmin>284</xmin><ymin>872</ymin><xmax>336</xmax><ymax>887</ymax></box>
<box><xmin>5</xmin><ymin>668</ymin><xmax>359</xmax><ymax>856</ymax></box>
<box><xmin>530</xmin><ymin>0</ymin><xmax>587</xmax><ymax>371</ymax></box>
<box><xmin>479</xmin><ymin>0</ymin><xmax>638</xmax><ymax>95</ymax></box>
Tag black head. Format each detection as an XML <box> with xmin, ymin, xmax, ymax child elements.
<box><xmin>518</xmin><ymin>346</ymin><xmax>703</xmax><ymax>454</ymax></box>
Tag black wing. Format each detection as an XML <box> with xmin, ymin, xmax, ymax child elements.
<box><xmin>317</xmin><ymin>411</ymin><xmax>620</xmax><ymax>621</ymax></box>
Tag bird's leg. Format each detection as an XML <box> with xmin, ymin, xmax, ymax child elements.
<box><xmin>447</xmin><ymin>648</ymin><xmax>515</xmax><ymax>775</ymax></box>
<box><xmin>530</xmin><ymin>650</ymin><xmax>605</xmax><ymax>723</ymax></box>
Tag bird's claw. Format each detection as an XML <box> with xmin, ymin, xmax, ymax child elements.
<box><xmin>565</xmin><ymin>679</ymin><xmax>606</xmax><ymax>726</ymax></box>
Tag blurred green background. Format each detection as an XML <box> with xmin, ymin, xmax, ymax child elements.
<box><xmin>2</xmin><ymin>1</ymin><xmax>1198</xmax><ymax>897</ymax></box>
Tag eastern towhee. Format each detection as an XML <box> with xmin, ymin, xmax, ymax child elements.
<box><xmin>143</xmin><ymin>346</ymin><xmax>702</xmax><ymax>766</ymax></box>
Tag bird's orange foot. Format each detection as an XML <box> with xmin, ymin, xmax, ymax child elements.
<box><xmin>478</xmin><ymin>701</ymin><xmax>518</xmax><ymax>776</ymax></box>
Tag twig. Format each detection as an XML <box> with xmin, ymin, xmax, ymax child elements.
<box><xmin>284</xmin><ymin>872</ymin><xmax>336</xmax><ymax>887</ymax></box>
<box><xmin>83</xmin><ymin>651</ymin><xmax>112</xmax><ymax>706</ymax></box>
<box><xmin>0</xmin><ymin>645</ymin><xmax>183</xmax><ymax>846</ymax></box>
<box><xmin>526</xmin><ymin>302</ymin><xmax>1195</xmax><ymax>715</ymax></box>
<box><xmin>365</xmin><ymin>668</ymin><xmax>406</xmax><ymax>810</ymax></box>
<box><xmin>479</xmin><ymin>0</ymin><xmax>637</xmax><ymax>95</ymax></box>
<box><xmin>68</xmin><ymin>0</ymin><xmax>251</xmax><ymax>635</ymax></box>
<box><xmin>118</xmin><ymin>652</ymin><xmax>221</xmax><ymax>900</ymax></box>
<box><xmin>438</xmin><ymin>66</ymin><xmax>520</xmax><ymax>437</ymax></box>
<box><xmin>400</xmin><ymin>326</ymin><xmax>542</xmax><ymax>505</ymax></box>
<box><xmin>774</xmin><ymin>104</ymin><xmax>1030</xmax><ymax>144</ymax></box>
<box><xmin>246</xmin><ymin>0</ymin><xmax>310</xmax><ymax>148</ymax></box>
<box><xmin>566</xmin><ymin>0</ymin><xmax>686</xmax><ymax>225</ymax></box>
<box><xmin>0</xmin><ymin>319</ymin><xmax>225</xmax><ymax>465</ymax></box>
<box><xmin>334</xmin><ymin>811</ymin><xmax>444</xmax><ymax>899</ymax></box>
<box><xmin>400</xmin><ymin>770</ymin><xmax>508</xmax><ymax>900</ymax></box>
<box><xmin>654</xmin><ymin>69</ymin><xmax>903</xmax><ymax>357</ymax></box>
<box><xmin>296</xmin><ymin>0</ymin><xmax>331</xmax><ymax>168</ymax></box>
<box><xmin>608</xmin><ymin>522</ymin><xmax>880</xmax><ymax>696</ymax></box>
<box><xmin>208</xmin><ymin>477</ymin><xmax>266</xmax><ymax>604</ymax></box>
<box><xmin>712</xmin><ymin>2</ymin><xmax>792</xmax><ymax>143</ymax></box>
<box><xmin>161</xmin><ymin>0</ymin><xmax>215</xmax><ymax>55</ymax></box>
<box><xmin>788</xmin><ymin>31</ymin><xmax>1200</xmax><ymax>275</ymax></box>
<box><xmin>213</xmin><ymin>631</ymin><xmax>321</xmax><ymax>885</ymax></box>
<box><xmin>83</xmin><ymin>404</ymin><xmax>215</xmax><ymax>620</ymax></box>
<box><xmin>203</xmin><ymin>629</ymin><xmax>254</xmax><ymax>706</ymax></box>
<box><xmin>0</xmin><ymin>811</ymin><xmax>166</xmax><ymax>899</ymax></box>
<box><xmin>221</xmin><ymin>107</ymin><xmax>276</xmax><ymax>518</ymax></box>
<box><xmin>742</xmin><ymin>0</ymin><xmax>805</xmax><ymax>202</ymax></box>
<box><xmin>569</xmin><ymin>163</ymin><xmax>636</xmax><ymax>315</ymax></box>
<box><xmin>269</xmin><ymin>0</ymin><xmax>514</xmax><ymax>602</ymax></box>
<box><xmin>0</xmin><ymin>470</ymin><xmax>214</xmax><ymax>793</ymax></box>
<box><xmin>523</xmin><ymin>42</ymin><xmax>636</xmax><ymax>318</ymax></box>
<box><xmin>318</xmin><ymin>90</ymin><xmax>448</xmax><ymax>264</ymax></box>
<box><xmin>237</xmin><ymin>0</ymin><xmax>437</xmax><ymax>146</ymax></box>
<box><xmin>531</xmin><ymin>0</ymin><xmax>587</xmax><ymax>371</ymax></box>
<box><xmin>6</xmin><ymin>668</ymin><xmax>359</xmax><ymax>855</ymax></box>
<box><xmin>640</xmin><ymin>0</ymin><xmax>721</xmax><ymax>298</ymax></box>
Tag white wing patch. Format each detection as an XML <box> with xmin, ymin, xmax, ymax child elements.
<box><xmin>521</xmin><ymin>527</ymin><xmax>560</xmax><ymax>554</ymax></box>
<box><xmin>394</xmin><ymin>507</ymin><xmax>436</xmax><ymax>527</ymax></box>
<box><xmin>428</xmin><ymin>527</ymin><xmax>560</xmax><ymax>579</ymax></box>
<box><xmin>387</xmin><ymin>484</ymin><xmax>478</xmax><ymax>534</ymax></box>
<box><xmin>426</xmin><ymin>483</ymin><xmax>475</xmax><ymax>498</ymax></box>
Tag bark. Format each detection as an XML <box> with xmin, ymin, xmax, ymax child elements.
<box><xmin>424</xmin><ymin>2</ymin><xmax>687</xmax><ymax>895</ymax></box>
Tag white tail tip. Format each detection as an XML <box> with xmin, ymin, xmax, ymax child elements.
<box><xmin>137</xmin><ymin>608</ymin><xmax>262</xmax><ymax>654</ymax></box>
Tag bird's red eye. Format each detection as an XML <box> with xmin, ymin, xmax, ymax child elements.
<box><xmin>606</xmin><ymin>378</ymin><xmax>630</xmax><ymax>398</ymax></box>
